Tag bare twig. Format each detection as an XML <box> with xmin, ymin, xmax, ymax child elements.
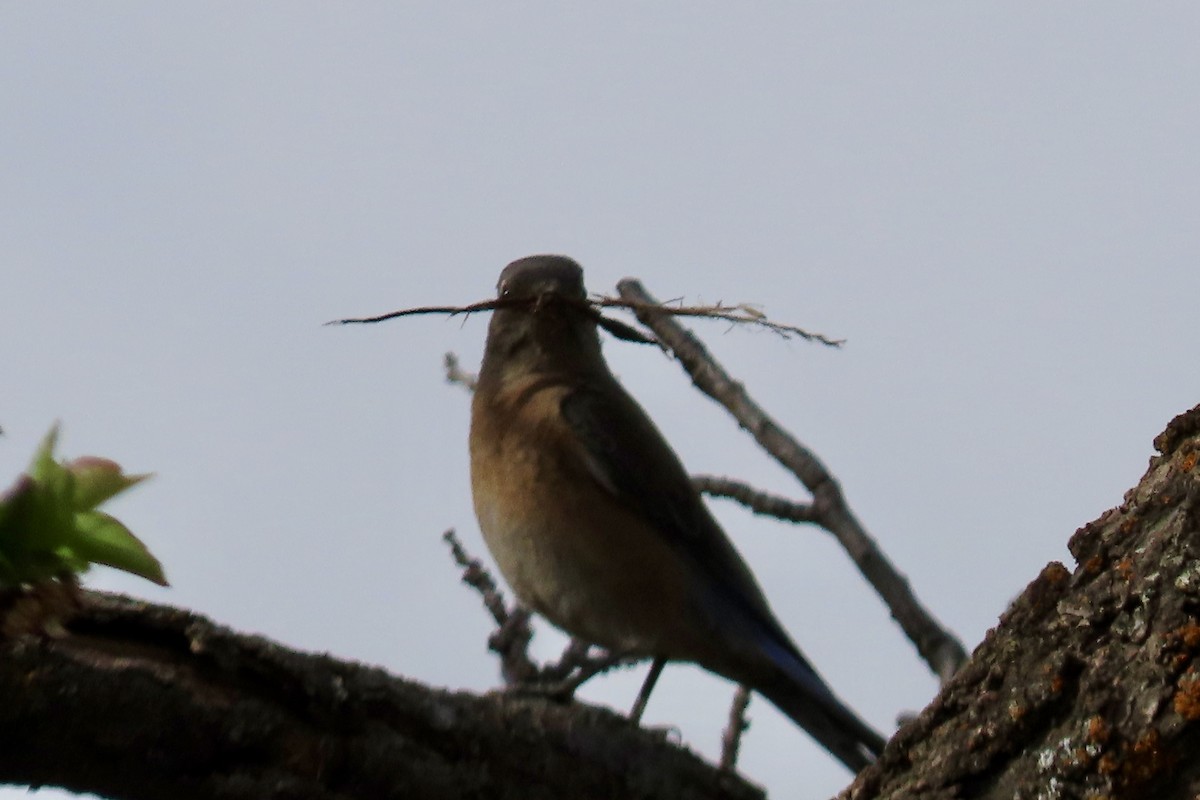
<box><xmin>443</xmin><ymin>352</ymin><xmax>478</xmax><ymax>392</ymax></box>
<box><xmin>693</xmin><ymin>475</ymin><xmax>818</xmax><ymax>524</ymax></box>
<box><xmin>328</xmin><ymin>293</ymin><xmax>840</xmax><ymax>347</ymax></box>
<box><xmin>442</xmin><ymin>529</ymin><xmax>538</xmax><ymax>685</ymax></box>
<box><xmin>537</xmin><ymin>639</ymin><xmax>641</xmax><ymax>686</ymax></box>
<box><xmin>442</xmin><ymin>530</ymin><xmax>638</xmax><ymax>693</ymax></box>
<box><xmin>327</xmin><ymin>299</ymin><xmax>502</xmax><ymax>326</ymax></box>
<box><xmin>719</xmin><ymin>686</ymin><xmax>753</xmax><ymax>772</ymax></box>
<box><xmin>516</xmin><ymin>647</ymin><xmax>642</xmax><ymax>702</ymax></box>
<box><xmin>593</xmin><ymin>296</ymin><xmax>843</xmax><ymax>346</ymax></box>
<box><xmin>442</xmin><ymin>529</ymin><xmax>509</xmax><ymax>629</ymax></box>
<box><xmin>617</xmin><ymin>279</ymin><xmax>967</xmax><ymax>683</ymax></box>
<box><xmin>537</xmin><ymin>638</ymin><xmax>594</xmax><ymax>682</ymax></box>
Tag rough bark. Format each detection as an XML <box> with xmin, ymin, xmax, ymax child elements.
<box><xmin>844</xmin><ymin>403</ymin><xmax>1200</xmax><ymax>800</ymax></box>
<box><xmin>0</xmin><ymin>593</ymin><xmax>762</xmax><ymax>800</ymax></box>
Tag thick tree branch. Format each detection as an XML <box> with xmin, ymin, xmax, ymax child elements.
<box><xmin>617</xmin><ymin>278</ymin><xmax>967</xmax><ymax>683</ymax></box>
<box><xmin>845</xmin><ymin>403</ymin><xmax>1200</xmax><ymax>799</ymax></box>
<box><xmin>0</xmin><ymin>592</ymin><xmax>763</xmax><ymax>800</ymax></box>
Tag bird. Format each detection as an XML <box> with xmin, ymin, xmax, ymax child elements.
<box><xmin>468</xmin><ymin>254</ymin><xmax>886</xmax><ymax>771</ymax></box>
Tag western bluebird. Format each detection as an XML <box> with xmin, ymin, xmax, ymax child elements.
<box><xmin>469</xmin><ymin>255</ymin><xmax>885</xmax><ymax>771</ymax></box>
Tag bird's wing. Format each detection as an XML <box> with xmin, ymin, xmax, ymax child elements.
<box><xmin>560</xmin><ymin>379</ymin><xmax>886</xmax><ymax>766</ymax></box>
<box><xmin>559</xmin><ymin>380</ymin><xmax>803</xmax><ymax>659</ymax></box>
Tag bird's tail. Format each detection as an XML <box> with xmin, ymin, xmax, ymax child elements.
<box><xmin>754</xmin><ymin>647</ymin><xmax>886</xmax><ymax>773</ymax></box>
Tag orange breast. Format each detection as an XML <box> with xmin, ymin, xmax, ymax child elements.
<box><xmin>469</xmin><ymin>373</ymin><xmax>709</xmax><ymax>659</ymax></box>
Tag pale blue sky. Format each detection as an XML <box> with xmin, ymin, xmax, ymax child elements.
<box><xmin>3</xmin><ymin>5</ymin><xmax>1198</xmax><ymax>797</ymax></box>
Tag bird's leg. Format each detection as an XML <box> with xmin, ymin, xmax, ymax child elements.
<box><xmin>628</xmin><ymin>656</ymin><xmax>666</xmax><ymax>725</ymax></box>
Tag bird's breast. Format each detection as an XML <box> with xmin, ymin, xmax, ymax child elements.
<box><xmin>468</xmin><ymin>374</ymin><xmax>699</xmax><ymax>656</ymax></box>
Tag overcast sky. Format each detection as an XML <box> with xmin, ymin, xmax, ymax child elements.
<box><xmin>3</xmin><ymin>5</ymin><xmax>1199</xmax><ymax>798</ymax></box>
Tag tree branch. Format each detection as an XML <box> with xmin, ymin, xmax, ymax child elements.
<box><xmin>692</xmin><ymin>475</ymin><xmax>819</xmax><ymax>525</ymax></box>
<box><xmin>617</xmin><ymin>279</ymin><xmax>968</xmax><ymax>683</ymax></box>
<box><xmin>845</xmin><ymin>403</ymin><xmax>1200</xmax><ymax>798</ymax></box>
<box><xmin>0</xmin><ymin>592</ymin><xmax>763</xmax><ymax>800</ymax></box>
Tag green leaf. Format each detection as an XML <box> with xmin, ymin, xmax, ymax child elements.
<box><xmin>71</xmin><ymin>512</ymin><xmax>168</xmax><ymax>587</ymax></box>
<box><xmin>66</xmin><ymin>457</ymin><xmax>152</xmax><ymax>510</ymax></box>
<box><xmin>0</xmin><ymin>474</ymin><xmax>64</xmax><ymax>573</ymax></box>
<box><xmin>0</xmin><ymin>424</ymin><xmax>167</xmax><ymax>589</ymax></box>
<box><xmin>27</xmin><ymin>424</ymin><xmax>62</xmax><ymax>483</ymax></box>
